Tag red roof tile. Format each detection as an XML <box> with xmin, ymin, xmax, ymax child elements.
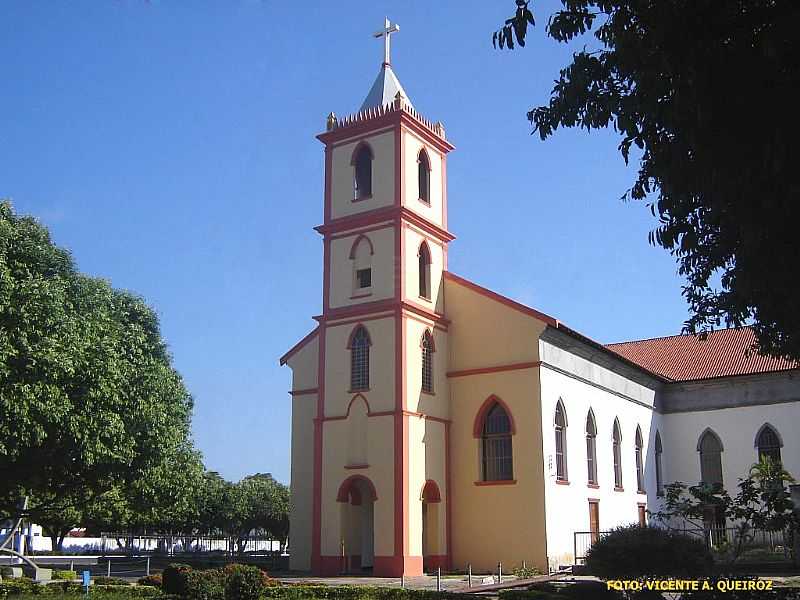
<box><xmin>606</xmin><ymin>327</ymin><xmax>798</xmax><ymax>382</ymax></box>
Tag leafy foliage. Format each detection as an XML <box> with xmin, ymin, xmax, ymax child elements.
<box><xmin>584</xmin><ymin>525</ymin><xmax>712</xmax><ymax>580</ymax></box>
<box><xmin>137</xmin><ymin>575</ymin><xmax>163</xmax><ymax>588</ymax></box>
<box><xmin>162</xmin><ymin>564</ymin><xmax>193</xmax><ymax>597</ymax></box>
<box><xmin>0</xmin><ymin>201</ymin><xmax>196</xmax><ymax>523</ymax></box>
<box><xmin>50</xmin><ymin>570</ymin><xmax>77</xmax><ymax>581</ymax></box>
<box><xmin>223</xmin><ymin>565</ymin><xmax>272</xmax><ymax>600</ymax></box>
<box><xmin>650</xmin><ymin>459</ymin><xmax>797</xmax><ymax>564</ymax></box>
<box><xmin>494</xmin><ymin>2</ymin><xmax>800</xmax><ymax>359</ymax></box>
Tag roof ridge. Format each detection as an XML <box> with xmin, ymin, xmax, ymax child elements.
<box><xmin>606</xmin><ymin>325</ymin><xmax>753</xmax><ymax>347</ymax></box>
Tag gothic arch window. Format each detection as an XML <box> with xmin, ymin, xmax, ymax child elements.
<box><xmin>554</xmin><ymin>400</ymin><xmax>568</xmax><ymax>482</ymax></box>
<box><xmin>655</xmin><ymin>430</ymin><xmax>664</xmax><ymax>496</ymax></box>
<box><xmin>755</xmin><ymin>424</ymin><xmax>782</xmax><ymax>464</ymax></box>
<box><xmin>418</xmin><ymin>241</ymin><xmax>432</xmax><ymax>300</ymax></box>
<box><xmin>421</xmin><ymin>329</ymin><xmax>435</xmax><ymax>394</ymax></box>
<box><xmin>635</xmin><ymin>426</ymin><xmax>645</xmax><ymax>493</ymax></box>
<box><xmin>418</xmin><ymin>148</ymin><xmax>431</xmax><ymax>204</ymax></box>
<box><xmin>698</xmin><ymin>429</ymin><xmax>724</xmax><ymax>487</ymax></box>
<box><xmin>350</xmin><ymin>235</ymin><xmax>374</xmax><ymax>293</ymax></box>
<box><xmin>477</xmin><ymin>398</ymin><xmax>514</xmax><ymax>482</ymax></box>
<box><xmin>586</xmin><ymin>409</ymin><xmax>598</xmax><ymax>485</ymax></box>
<box><xmin>352</xmin><ymin>143</ymin><xmax>373</xmax><ymax>200</ymax></box>
<box><xmin>348</xmin><ymin>325</ymin><xmax>371</xmax><ymax>391</ymax></box>
<box><xmin>612</xmin><ymin>418</ymin><xmax>623</xmax><ymax>490</ymax></box>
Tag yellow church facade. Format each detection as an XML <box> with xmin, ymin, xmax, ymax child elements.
<box><xmin>280</xmin><ymin>22</ymin><xmax>800</xmax><ymax>578</ymax></box>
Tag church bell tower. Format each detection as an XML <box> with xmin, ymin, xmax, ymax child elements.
<box><xmin>302</xmin><ymin>18</ymin><xmax>455</xmax><ymax>577</ymax></box>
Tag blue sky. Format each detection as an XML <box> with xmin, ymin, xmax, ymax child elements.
<box><xmin>0</xmin><ymin>1</ymin><xmax>689</xmax><ymax>483</ymax></box>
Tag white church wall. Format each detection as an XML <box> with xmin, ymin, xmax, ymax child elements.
<box><xmin>660</xmin><ymin>398</ymin><xmax>800</xmax><ymax>496</ymax></box>
<box><xmin>330</xmin><ymin>130</ymin><xmax>395</xmax><ymax>220</ymax></box>
<box><xmin>539</xmin><ymin>339</ymin><xmax>660</xmax><ymax>569</ymax></box>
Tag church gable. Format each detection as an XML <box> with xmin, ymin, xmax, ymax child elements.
<box><xmin>444</xmin><ymin>271</ymin><xmax>555</xmax><ymax>371</ymax></box>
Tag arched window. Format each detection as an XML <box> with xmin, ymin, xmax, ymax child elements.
<box><xmin>421</xmin><ymin>330</ymin><xmax>435</xmax><ymax>394</ymax></box>
<box><xmin>554</xmin><ymin>400</ymin><xmax>568</xmax><ymax>482</ymax></box>
<box><xmin>698</xmin><ymin>429</ymin><xmax>723</xmax><ymax>486</ymax></box>
<box><xmin>350</xmin><ymin>235</ymin><xmax>373</xmax><ymax>293</ymax></box>
<box><xmin>418</xmin><ymin>242</ymin><xmax>431</xmax><ymax>300</ymax></box>
<box><xmin>481</xmin><ymin>402</ymin><xmax>513</xmax><ymax>481</ymax></box>
<box><xmin>586</xmin><ymin>410</ymin><xmax>597</xmax><ymax>485</ymax></box>
<box><xmin>756</xmin><ymin>424</ymin><xmax>782</xmax><ymax>464</ymax></box>
<box><xmin>352</xmin><ymin>144</ymin><xmax>373</xmax><ymax>200</ymax></box>
<box><xmin>655</xmin><ymin>431</ymin><xmax>664</xmax><ymax>497</ymax></box>
<box><xmin>635</xmin><ymin>426</ymin><xmax>644</xmax><ymax>493</ymax></box>
<box><xmin>612</xmin><ymin>418</ymin><xmax>623</xmax><ymax>490</ymax></box>
<box><xmin>418</xmin><ymin>148</ymin><xmax>431</xmax><ymax>203</ymax></box>
<box><xmin>348</xmin><ymin>326</ymin><xmax>371</xmax><ymax>391</ymax></box>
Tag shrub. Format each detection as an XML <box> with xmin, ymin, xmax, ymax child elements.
<box><xmin>585</xmin><ymin>525</ymin><xmax>712</xmax><ymax>580</ymax></box>
<box><xmin>261</xmin><ymin>586</ymin><xmax>464</xmax><ymax>600</ymax></box>
<box><xmin>0</xmin><ymin>579</ymin><xmax>36</xmax><ymax>596</ymax></box>
<box><xmin>162</xmin><ymin>564</ymin><xmax>193</xmax><ymax>596</ymax></box>
<box><xmin>183</xmin><ymin>569</ymin><xmax>226</xmax><ymax>600</ymax></box>
<box><xmin>223</xmin><ymin>565</ymin><xmax>271</xmax><ymax>600</ymax></box>
<box><xmin>93</xmin><ymin>577</ymin><xmax>131</xmax><ymax>586</ymax></box>
<box><xmin>137</xmin><ymin>574</ymin><xmax>162</xmax><ymax>588</ymax></box>
<box><xmin>511</xmin><ymin>565</ymin><xmax>543</xmax><ymax>579</ymax></box>
<box><xmin>52</xmin><ymin>570</ymin><xmax>78</xmax><ymax>580</ymax></box>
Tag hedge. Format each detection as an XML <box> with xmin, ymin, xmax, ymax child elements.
<box><xmin>261</xmin><ymin>587</ymin><xmax>464</xmax><ymax>600</ymax></box>
<box><xmin>0</xmin><ymin>581</ymin><xmax>163</xmax><ymax>599</ymax></box>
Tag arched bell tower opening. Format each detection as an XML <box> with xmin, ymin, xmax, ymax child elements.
<box><xmin>337</xmin><ymin>475</ymin><xmax>377</xmax><ymax>572</ymax></box>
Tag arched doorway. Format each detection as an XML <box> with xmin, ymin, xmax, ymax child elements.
<box><xmin>337</xmin><ymin>475</ymin><xmax>376</xmax><ymax>572</ymax></box>
<box><xmin>421</xmin><ymin>480</ymin><xmax>442</xmax><ymax>571</ymax></box>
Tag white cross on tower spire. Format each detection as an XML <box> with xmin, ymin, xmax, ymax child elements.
<box><xmin>373</xmin><ymin>17</ymin><xmax>400</xmax><ymax>67</ymax></box>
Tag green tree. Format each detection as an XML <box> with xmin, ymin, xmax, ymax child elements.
<box><xmin>494</xmin><ymin>1</ymin><xmax>800</xmax><ymax>359</ymax></box>
<box><xmin>0</xmin><ymin>200</ymin><xmax>196</xmax><ymax>526</ymax></box>
<box><xmin>222</xmin><ymin>474</ymin><xmax>289</xmax><ymax>555</ymax></box>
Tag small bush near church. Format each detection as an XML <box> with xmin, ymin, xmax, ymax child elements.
<box><xmin>162</xmin><ymin>564</ymin><xmax>194</xmax><ymax>596</ymax></box>
<box><xmin>52</xmin><ymin>570</ymin><xmax>78</xmax><ymax>580</ymax></box>
<box><xmin>182</xmin><ymin>569</ymin><xmax>226</xmax><ymax>600</ymax></box>
<box><xmin>223</xmin><ymin>565</ymin><xmax>274</xmax><ymax>600</ymax></box>
<box><xmin>138</xmin><ymin>575</ymin><xmax>163</xmax><ymax>588</ymax></box>
<box><xmin>94</xmin><ymin>578</ymin><xmax>132</xmax><ymax>587</ymax></box>
<box><xmin>585</xmin><ymin>525</ymin><xmax>712</xmax><ymax>580</ymax></box>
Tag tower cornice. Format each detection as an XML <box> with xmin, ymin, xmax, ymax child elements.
<box><xmin>317</xmin><ymin>98</ymin><xmax>454</xmax><ymax>155</ymax></box>
<box><xmin>314</xmin><ymin>205</ymin><xmax>455</xmax><ymax>243</ymax></box>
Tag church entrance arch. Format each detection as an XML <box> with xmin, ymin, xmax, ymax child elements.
<box><xmin>336</xmin><ymin>475</ymin><xmax>376</xmax><ymax>572</ymax></box>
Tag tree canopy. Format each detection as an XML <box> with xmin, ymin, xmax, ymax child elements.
<box><xmin>495</xmin><ymin>1</ymin><xmax>800</xmax><ymax>359</ymax></box>
<box><xmin>0</xmin><ymin>200</ymin><xmax>196</xmax><ymax>523</ymax></box>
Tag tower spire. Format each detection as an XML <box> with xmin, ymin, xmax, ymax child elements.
<box><xmin>360</xmin><ymin>17</ymin><xmax>413</xmax><ymax>112</ymax></box>
<box><xmin>373</xmin><ymin>17</ymin><xmax>400</xmax><ymax>67</ymax></box>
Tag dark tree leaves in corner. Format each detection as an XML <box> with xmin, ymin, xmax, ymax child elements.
<box><xmin>495</xmin><ymin>1</ymin><xmax>800</xmax><ymax>359</ymax></box>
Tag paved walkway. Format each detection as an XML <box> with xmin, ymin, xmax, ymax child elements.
<box><xmin>279</xmin><ymin>574</ymin><xmax>513</xmax><ymax>592</ymax></box>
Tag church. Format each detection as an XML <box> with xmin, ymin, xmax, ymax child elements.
<box><xmin>280</xmin><ymin>19</ymin><xmax>800</xmax><ymax>577</ymax></box>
